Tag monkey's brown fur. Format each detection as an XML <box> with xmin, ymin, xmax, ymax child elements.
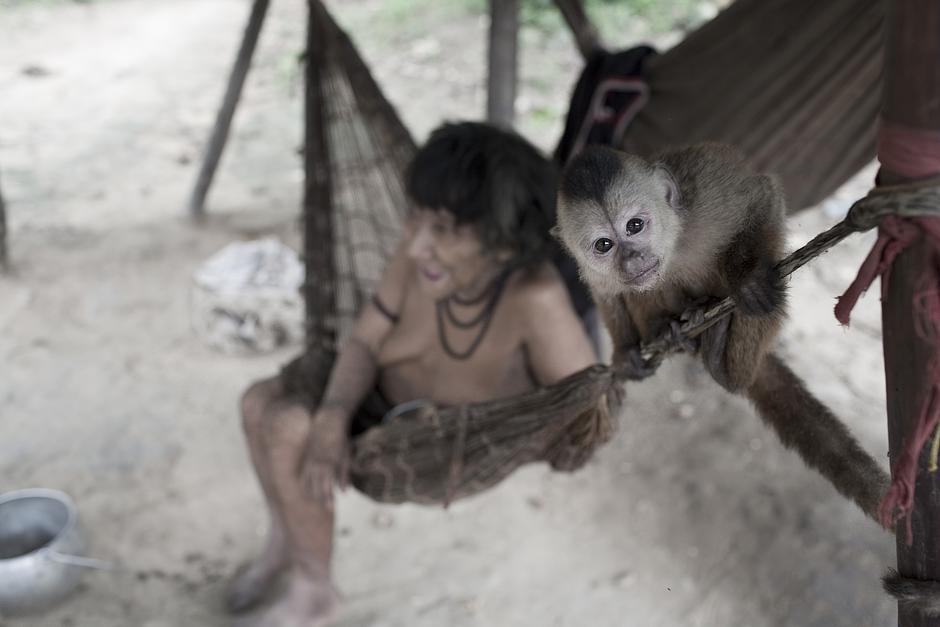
<box><xmin>556</xmin><ymin>143</ymin><xmax>889</xmax><ymax>521</ymax></box>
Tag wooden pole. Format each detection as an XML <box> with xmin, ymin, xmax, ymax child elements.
<box><xmin>879</xmin><ymin>1</ymin><xmax>940</xmax><ymax>625</ymax></box>
<box><xmin>552</xmin><ymin>0</ymin><xmax>601</xmax><ymax>60</ymax></box>
<box><xmin>187</xmin><ymin>0</ymin><xmax>269</xmax><ymax>219</ymax></box>
<box><xmin>0</xmin><ymin>166</ymin><xmax>8</xmax><ymax>272</ymax></box>
<box><xmin>486</xmin><ymin>0</ymin><xmax>519</xmax><ymax>128</ymax></box>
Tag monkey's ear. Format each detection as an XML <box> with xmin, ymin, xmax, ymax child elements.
<box><xmin>549</xmin><ymin>224</ymin><xmax>562</xmax><ymax>242</ymax></box>
<box><xmin>653</xmin><ymin>163</ymin><xmax>682</xmax><ymax>209</ymax></box>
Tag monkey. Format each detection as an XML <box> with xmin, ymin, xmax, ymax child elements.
<box><xmin>553</xmin><ymin>143</ymin><xmax>891</xmax><ymax>523</ymax></box>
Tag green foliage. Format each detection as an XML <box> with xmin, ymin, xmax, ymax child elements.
<box><xmin>373</xmin><ymin>0</ymin><xmax>485</xmax><ymax>38</ymax></box>
<box><xmin>357</xmin><ymin>0</ymin><xmax>713</xmax><ymax>44</ymax></box>
<box><xmin>0</xmin><ymin>0</ymin><xmax>94</xmax><ymax>6</ymax></box>
<box><xmin>523</xmin><ymin>0</ymin><xmax>711</xmax><ymax>38</ymax></box>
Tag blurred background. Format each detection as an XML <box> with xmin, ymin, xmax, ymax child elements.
<box><xmin>0</xmin><ymin>0</ymin><xmax>895</xmax><ymax>625</ymax></box>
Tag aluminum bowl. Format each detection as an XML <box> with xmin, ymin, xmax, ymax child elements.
<box><xmin>0</xmin><ymin>489</ymin><xmax>89</xmax><ymax>616</ymax></box>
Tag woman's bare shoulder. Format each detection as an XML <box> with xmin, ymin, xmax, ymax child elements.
<box><xmin>509</xmin><ymin>261</ymin><xmax>575</xmax><ymax>310</ymax></box>
<box><xmin>508</xmin><ymin>260</ymin><xmax>597</xmax><ymax>382</ymax></box>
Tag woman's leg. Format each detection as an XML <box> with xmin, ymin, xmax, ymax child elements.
<box><xmin>227</xmin><ymin>377</ymin><xmax>292</xmax><ymax>612</ymax></box>
<box><xmin>234</xmin><ymin>399</ymin><xmax>340</xmax><ymax>627</ymax></box>
<box><xmin>261</xmin><ymin>401</ymin><xmax>339</xmax><ymax>622</ymax></box>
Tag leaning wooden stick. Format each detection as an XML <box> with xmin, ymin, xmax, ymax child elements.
<box><xmin>187</xmin><ymin>0</ymin><xmax>270</xmax><ymax>218</ymax></box>
<box><xmin>0</xmin><ymin>165</ymin><xmax>8</xmax><ymax>271</ymax></box>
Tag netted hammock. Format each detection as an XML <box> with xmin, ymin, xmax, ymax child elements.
<box><xmin>298</xmin><ymin>0</ymin><xmax>886</xmax><ymax>506</ymax></box>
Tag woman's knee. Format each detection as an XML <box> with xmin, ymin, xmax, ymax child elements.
<box><xmin>240</xmin><ymin>377</ymin><xmax>282</xmax><ymax>436</ymax></box>
<box><xmin>263</xmin><ymin>402</ymin><xmax>312</xmax><ymax>450</ymax></box>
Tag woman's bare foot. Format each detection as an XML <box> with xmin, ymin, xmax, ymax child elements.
<box><xmin>232</xmin><ymin>568</ymin><xmax>340</xmax><ymax>627</ymax></box>
<box><xmin>226</xmin><ymin>526</ymin><xmax>290</xmax><ymax>613</ymax></box>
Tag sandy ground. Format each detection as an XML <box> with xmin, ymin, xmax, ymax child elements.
<box><xmin>0</xmin><ymin>1</ymin><xmax>898</xmax><ymax>625</ymax></box>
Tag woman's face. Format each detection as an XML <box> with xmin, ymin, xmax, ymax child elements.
<box><xmin>407</xmin><ymin>208</ymin><xmax>503</xmax><ymax>300</ymax></box>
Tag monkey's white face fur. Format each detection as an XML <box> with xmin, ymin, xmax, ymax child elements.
<box><xmin>556</xmin><ymin>148</ymin><xmax>683</xmax><ymax>297</ymax></box>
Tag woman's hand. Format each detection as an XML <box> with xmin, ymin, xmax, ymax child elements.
<box><xmin>300</xmin><ymin>407</ymin><xmax>349</xmax><ymax>507</ymax></box>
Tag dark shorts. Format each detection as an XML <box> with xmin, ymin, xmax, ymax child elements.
<box><xmin>279</xmin><ymin>354</ymin><xmax>393</xmax><ymax>437</ymax></box>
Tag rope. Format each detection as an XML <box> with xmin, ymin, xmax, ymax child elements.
<box><xmin>443</xmin><ymin>405</ymin><xmax>470</xmax><ymax>508</ymax></box>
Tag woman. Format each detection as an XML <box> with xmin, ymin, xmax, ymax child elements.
<box><xmin>230</xmin><ymin>122</ymin><xmax>598</xmax><ymax>627</ymax></box>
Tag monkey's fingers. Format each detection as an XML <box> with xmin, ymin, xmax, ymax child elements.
<box><xmin>668</xmin><ymin>320</ymin><xmax>700</xmax><ymax>353</ymax></box>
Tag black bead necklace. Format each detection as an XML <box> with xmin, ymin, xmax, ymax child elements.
<box><xmin>436</xmin><ymin>268</ymin><xmax>512</xmax><ymax>360</ymax></box>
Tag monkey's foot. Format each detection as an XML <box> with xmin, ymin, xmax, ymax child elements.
<box><xmin>225</xmin><ymin>540</ymin><xmax>289</xmax><ymax>613</ymax></box>
<box><xmin>232</xmin><ymin>569</ymin><xmax>340</xmax><ymax>627</ymax></box>
<box><xmin>735</xmin><ymin>263</ymin><xmax>785</xmax><ymax>316</ymax></box>
<box><xmin>699</xmin><ymin>314</ymin><xmax>733</xmax><ymax>391</ymax></box>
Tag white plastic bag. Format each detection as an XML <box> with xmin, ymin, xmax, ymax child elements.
<box><xmin>191</xmin><ymin>238</ymin><xmax>304</xmax><ymax>354</ymax></box>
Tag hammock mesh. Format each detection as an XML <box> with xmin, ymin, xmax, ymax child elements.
<box><xmin>298</xmin><ymin>0</ymin><xmax>885</xmax><ymax>505</ymax></box>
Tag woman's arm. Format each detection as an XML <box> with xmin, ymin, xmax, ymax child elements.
<box><xmin>317</xmin><ymin>237</ymin><xmax>412</xmax><ymax>423</ymax></box>
<box><xmin>520</xmin><ymin>266</ymin><xmax>598</xmax><ymax>386</ymax></box>
<box><xmin>302</xmin><ymin>237</ymin><xmax>412</xmax><ymax>502</ymax></box>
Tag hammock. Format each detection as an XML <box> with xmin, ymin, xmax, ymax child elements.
<box><xmin>298</xmin><ymin>0</ymin><xmax>885</xmax><ymax>506</ymax></box>
<box><xmin>299</xmin><ymin>1</ymin><xmax>616</xmax><ymax>505</ymax></box>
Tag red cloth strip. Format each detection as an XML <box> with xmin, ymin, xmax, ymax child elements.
<box><xmin>834</xmin><ymin>216</ymin><xmax>940</xmax><ymax>540</ymax></box>
<box><xmin>878</xmin><ymin>123</ymin><xmax>940</xmax><ymax>180</ymax></box>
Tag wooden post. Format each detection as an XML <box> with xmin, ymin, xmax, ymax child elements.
<box><xmin>0</xmin><ymin>166</ymin><xmax>8</xmax><ymax>272</ymax></box>
<box><xmin>879</xmin><ymin>1</ymin><xmax>940</xmax><ymax>625</ymax></box>
<box><xmin>187</xmin><ymin>0</ymin><xmax>270</xmax><ymax>219</ymax></box>
<box><xmin>486</xmin><ymin>0</ymin><xmax>519</xmax><ymax>128</ymax></box>
<box><xmin>552</xmin><ymin>0</ymin><xmax>601</xmax><ymax>59</ymax></box>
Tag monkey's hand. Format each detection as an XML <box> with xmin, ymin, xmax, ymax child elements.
<box><xmin>614</xmin><ymin>345</ymin><xmax>659</xmax><ymax>381</ymax></box>
<box><xmin>734</xmin><ymin>263</ymin><xmax>786</xmax><ymax>317</ymax></box>
<box><xmin>668</xmin><ymin>306</ymin><xmax>708</xmax><ymax>354</ymax></box>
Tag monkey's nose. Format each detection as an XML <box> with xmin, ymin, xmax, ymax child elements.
<box><xmin>622</xmin><ymin>249</ymin><xmax>642</xmax><ymax>260</ymax></box>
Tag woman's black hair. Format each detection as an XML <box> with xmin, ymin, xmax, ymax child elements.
<box><xmin>406</xmin><ymin>121</ymin><xmax>557</xmax><ymax>266</ymax></box>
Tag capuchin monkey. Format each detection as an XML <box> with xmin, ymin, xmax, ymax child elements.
<box><xmin>554</xmin><ymin>143</ymin><xmax>890</xmax><ymax>522</ymax></box>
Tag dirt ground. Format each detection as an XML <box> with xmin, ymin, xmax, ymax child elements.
<box><xmin>0</xmin><ymin>1</ymin><xmax>898</xmax><ymax>625</ymax></box>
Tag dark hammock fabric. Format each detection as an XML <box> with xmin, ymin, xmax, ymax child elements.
<box><xmin>621</xmin><ymin>0</ymin><xmax>884</xmax><ymax>212</ymax></box>
<box><xmin>298</xmin><ymin>0</ymin><xmax>886</xmax><ymax>506</ymax></box>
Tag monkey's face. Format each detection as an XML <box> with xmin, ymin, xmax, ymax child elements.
<box><xmin>556</xmin><ymin>148</ymin><xmax>682</xmax><ymax>295</ymax></box>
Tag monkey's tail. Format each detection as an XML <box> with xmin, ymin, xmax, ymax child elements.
<box><xmin>883</xmin><ymin>569</ymin><xmax>940</xmax><ymax>616</ymax></box>
<box><xmin>746</xmin><ymin>352</ymin><xmax>890</xmax><ymax>524</ymax></box>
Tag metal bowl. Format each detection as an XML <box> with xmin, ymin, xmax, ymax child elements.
<box><xmin>0</xmin><ymin>489</ymin><xmax>87</xmax><ymax>616</ymax></box>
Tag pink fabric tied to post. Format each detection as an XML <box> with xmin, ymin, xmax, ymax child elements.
<box><xmin>834</xmin><ymin>214</ymin><xmax>940</xmax><ymax>541</ymax></box>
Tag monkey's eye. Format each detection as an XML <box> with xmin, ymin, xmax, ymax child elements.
<box><xmin>626</xmin><ymin>218</ymin><xmax>645</xmax><ymax>235</ymax></box>
<box><xmin>593</xmin><ymin>238</ymin><xmax>614</xmax><ymax>254</ymax></box>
